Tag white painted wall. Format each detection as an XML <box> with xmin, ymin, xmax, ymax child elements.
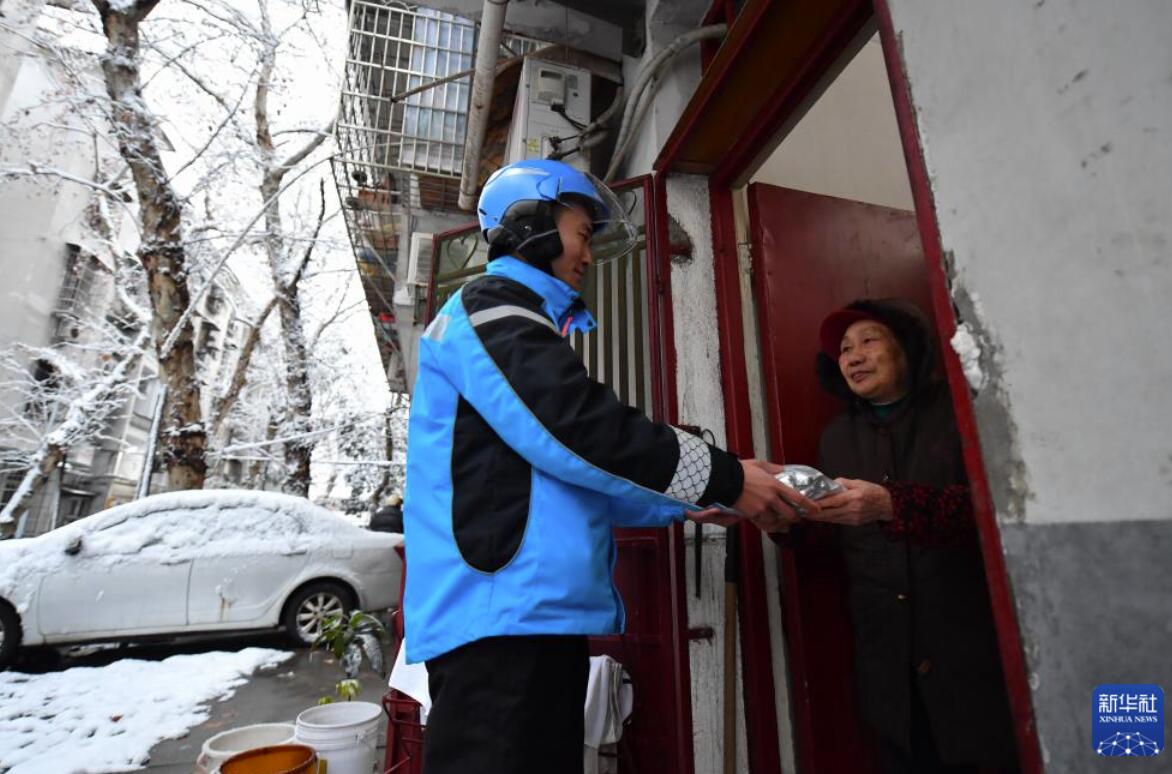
<box><xmin>0</xmin><ymin>52</ymin><xmax>104</xmax><ymax>397</ymax></box>
<box><xmin>880</xmin><ymin>3</ymin><xmax>1172</xmax><ymax>767</ymax></box>
<box><xmin>668</xmin><ymin>173</ymin><xmax>753</xmax><ymax>774</ymax></box>
<box><xmin>630</xmin><ymin>6</ymin><xmax>797</xmax><ymax>767</ymax></box>
<box><xmin>885</xmin><ymin>0</ymin><xmax>1172</xmax><ymax>527</ymax></box>
<box><xmin>0</xmin><ymin>0</ymin><xmax>47</xmax><ymax>110</ymax></box>
<box><xmin>751</xmin><ymin>34</ymin><xmax>913</xmax><ymax>211</ymax></box>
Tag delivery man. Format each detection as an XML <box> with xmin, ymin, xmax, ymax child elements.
<box><xmin>403</xmin><ymin>159</ymin><xmax>815</xmax><ymax>774</ymax></box>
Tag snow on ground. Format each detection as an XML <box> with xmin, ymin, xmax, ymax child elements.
<box><xmin>0</xmin><ymin>648</ymin><xmax>293</xmax><ymax>774</ymax></box>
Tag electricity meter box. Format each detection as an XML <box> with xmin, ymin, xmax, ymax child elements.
<box><xmin>505</xmin><ymin>59</ymin><xmax>593</xmax><ymax>172</ymax></box>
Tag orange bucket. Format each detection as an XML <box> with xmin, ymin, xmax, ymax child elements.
<box><xmin>220</xmin><ymin>743</ymin><xmax>319</xmax><ymax>774</ymax></box>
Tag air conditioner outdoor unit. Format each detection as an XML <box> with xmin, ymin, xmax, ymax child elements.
<box><xmin>395</xmin><ymin>231</ymin><xmax>434</xmax><ymax>324</ymax></box>
<box><xmin>505</xmin><ymin>59</ymin><xmax>592</xmax><ymax>171</ymax></box>
<box><xmin>406</xmin><ymin>231</ymin><xmax>434</xmax><ymax>288</ymax></box>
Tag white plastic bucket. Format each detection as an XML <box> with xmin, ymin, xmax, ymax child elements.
<box><xmin>195</xmin><ymin>723</ymin><xmax>297</xmax><ymax>774</ymax></box>
<box><xmin>294</xmin><ymin>701</ymin><xmax>382</xmax><ymax>774</ymax></box>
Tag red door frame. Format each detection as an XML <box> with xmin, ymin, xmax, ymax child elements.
<box><xmin>653</xmin><ymin>2</ymin><xmax>1043</xmax><ymax>773</ymax></box>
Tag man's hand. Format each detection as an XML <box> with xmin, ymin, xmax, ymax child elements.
<box><xmin>804</xmin><ymin>477</ymin><xmax>893</xmax><ymax>527</ymax></box>
<box><xmin>732</xmin><ymin>459</ymin><xmax>820</xmax><ymax>532</ymax></box>
<box><xmin>685</xmin><ymin>507</ymin><xmax>741</xmax><ymax>528</ymax></box>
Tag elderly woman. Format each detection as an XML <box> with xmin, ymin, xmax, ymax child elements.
<box><xmin>806</xmin><ymin>298</ymin><xmax>1017</xmax><ymax>774</ymax></box>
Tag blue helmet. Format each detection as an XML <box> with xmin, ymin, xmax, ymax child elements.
<box><xmin>476</xmin><ymin>159</ymin><xmax>637</xmax><ymax>265</ymax></box>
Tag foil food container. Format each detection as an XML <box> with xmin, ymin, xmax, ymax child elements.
<box><xmin>774</xmin><ymin>464</ymin><xmax>844</xmax><ymax>500</ymax></box>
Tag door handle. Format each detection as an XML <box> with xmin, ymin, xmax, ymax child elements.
<box><xmin>282</xmin><ymin>549</ymin><xmax>309</xmax><ymax>556</ymax></box>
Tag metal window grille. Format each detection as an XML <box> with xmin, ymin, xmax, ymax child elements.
<box><xmin>333</xmin><ymin>2</ymin><xmax>543</xmax><ymax>386</ymax></box>
<box><xmin>334</xmin><ymin>1</ymin><xmax>543</xmax><ymax>214</ymax></box>
<box><xmin>54</xmin><ymin>245</ymin><xmax>93</xmax><ymax>323</ymax></box>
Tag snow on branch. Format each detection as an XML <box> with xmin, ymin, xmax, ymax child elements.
<box><xmin>158</xmin><ymin>152</ymin><xmax>332</xmax><ymax>360</ymax></box>
<box><xmin>0</xmin><ymin>324</ymin><xmax>151</xmax><ymax>525</ymax></box>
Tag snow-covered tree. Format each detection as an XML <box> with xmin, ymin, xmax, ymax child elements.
<box><xmin>1</xmin><ymin>0</ymin><xmax>397</xmax><ymax>518</ymax></box>
<box><xmin>91</xmin><ymin>0</ymin><xmax>208</xmax><ymax>489</ymax></box>
<box><xmin>132</xmin><ymin>0</ymin><xmax>380</xmax><ymax>498</ymax></box>
<box><xmin>0</xmin><ymin>246</ymin><xmax>151</xmax><ymax>529</ymax></box>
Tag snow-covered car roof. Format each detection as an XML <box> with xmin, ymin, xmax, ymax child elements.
<box><xmin>0</xmin><ymin>489</ymin><xmax>400</xmax><ymax>611</ymax></box>
<box><xmin>79</xmin><ymin>489</ymin><xmax>374</xmax><ymax>533</ymax></box>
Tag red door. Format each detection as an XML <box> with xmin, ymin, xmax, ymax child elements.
<box><xmin>748</xmin><ymin>183</ymin><xmax>932</xmax><ymax>773</ymax></box>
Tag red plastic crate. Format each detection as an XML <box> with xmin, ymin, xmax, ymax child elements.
<box><xmin>382</xmin><ymin>688</ymin><xmax>425</xmax><ymax>774</ymax></box>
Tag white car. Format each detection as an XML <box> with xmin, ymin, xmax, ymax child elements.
<box><xmin>0</xmin><ymin>490</ymin><xmax>403</xmax><ymax>668</ymax></box>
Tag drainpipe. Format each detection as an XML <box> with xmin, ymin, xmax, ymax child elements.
<box><xmin>458</xmin><ymin>0</ymin><xmax>509</xmax><ymax>211</ymax></box>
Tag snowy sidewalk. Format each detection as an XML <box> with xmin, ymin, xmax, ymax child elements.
<box><xmin>0</xmin><ymin>641</ymin><xmax>387</xmax><ymax>773</ymax></box>
<box><xmin>140</xmin><ymin>647</ymin><xmax>388</xmax><ymax>773</ymax></box>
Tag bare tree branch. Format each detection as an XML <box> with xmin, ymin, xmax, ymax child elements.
<box><xmin>0</xmin><ymin>163</ymin><xmax>141</xmax><ymax>232</ymax></box>
<box><xmin>209</xmin><ymin>295</ymin><xmax>278</xmax><ymax>434</ymax></box>
<box><xmin>284</xmin><ymin>178</ymin><xmax>328</xmax><ymax>292</ymax></box>
<box><xmin>158</xmin><ymin>151</ymin><xmax>332</xmax><ymax>359</ymax></box>
<box><xmin>164</xmin><ymin>62</ymin><xmax>259</xmax><ymax>184</ymax></box>
<box><xmin>309</xmin><ymin>298</ymin><xmax>365</xmax><ymax>353</ymax></box>
<box><xmin>273</xmin><ymin>122</ymin><xmax>332</xmax><ymax>179</ymax></box>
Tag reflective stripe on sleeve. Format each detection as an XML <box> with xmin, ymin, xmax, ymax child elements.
<box><xmin>468</xmin><ymin>305</ymin><xmax>558</xmax><ymax>335</ymax></box>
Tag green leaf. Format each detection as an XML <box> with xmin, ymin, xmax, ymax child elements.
<box><xmin>336</xmin><ymin>679</ymin><xmax>361</xmax><ymax>701</ymax></box>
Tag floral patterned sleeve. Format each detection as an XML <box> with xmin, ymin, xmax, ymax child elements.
<box><xmin>879</xmin><ymin>482</ymin><xmax>976</xmax><ymax>544</ymax></box>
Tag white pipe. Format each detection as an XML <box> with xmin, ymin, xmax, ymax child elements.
<box><xmin>616</xmin><ymin>25</ymin><xmax>728</xmax><ymax>152</ymax></box>
<box><xmin>606</xmin><ymin>24</ymin><xmax>728</xmax><ymax>180</ymax></box>
<box><xmin>458</xmin><ymin>0</ymin><xmax>510</xmax><ymax>211</ymax></box>
<box><xmin>605</xmin><ymin>76</ymin><xmax>658</xmax><ymax>181</ymax></box>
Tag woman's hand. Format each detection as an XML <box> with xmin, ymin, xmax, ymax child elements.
<box><xmin>805</xmin><ymin>478</ymin><xmax>894</xmax><ymax>527</ymax></box>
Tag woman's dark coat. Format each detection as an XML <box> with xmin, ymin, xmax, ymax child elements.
<box><xmin>816</xmin><ymin>299</ymin><xmax>1017</xmax><ymax>766</ymax></box>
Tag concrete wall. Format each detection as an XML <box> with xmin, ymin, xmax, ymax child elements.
<box><xmin>422</xmin><ymin>0</ymin><xmax>624</xmax><ymax>62</ymax></box>
<box><xmin>884</xmin><ymin>1</ymin><xmax>1172</xmax><ymax>768</ymax></box>
<box><xmin>619</xmin><ymin>0</ymin><xmax>710</xmax><ymax>180</ymax></box>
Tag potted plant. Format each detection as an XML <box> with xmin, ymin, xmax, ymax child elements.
<box><xmin>313</xmin><ymin>611</ymin><xmax>389</xmax><ymax>703</ymax></box>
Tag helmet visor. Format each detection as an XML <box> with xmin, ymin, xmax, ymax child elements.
<box><xmin>575</xmin><ymin>172</ymin><xmax>640</xmax><ymax>265</ymax></box>
<box><xmin>511</xmin><ymin>172</ymin><xmax>641</xmax><ymax>268</ymax></box>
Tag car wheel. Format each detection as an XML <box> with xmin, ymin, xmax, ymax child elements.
<box><xmin>0</xmin><ymin>601</ymin><xmax>21</xmax><ymax>670</ymax></box>
<box><xmin>283</xmin><ymin>582</ymin><xmax>353</xmax><ymax>647</ymax></box>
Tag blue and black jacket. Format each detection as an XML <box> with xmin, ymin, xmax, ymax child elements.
<box><xmin>403</xmin><ymin>256</ymin><xmax>744</xmax><ymax>663</ymax></box>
